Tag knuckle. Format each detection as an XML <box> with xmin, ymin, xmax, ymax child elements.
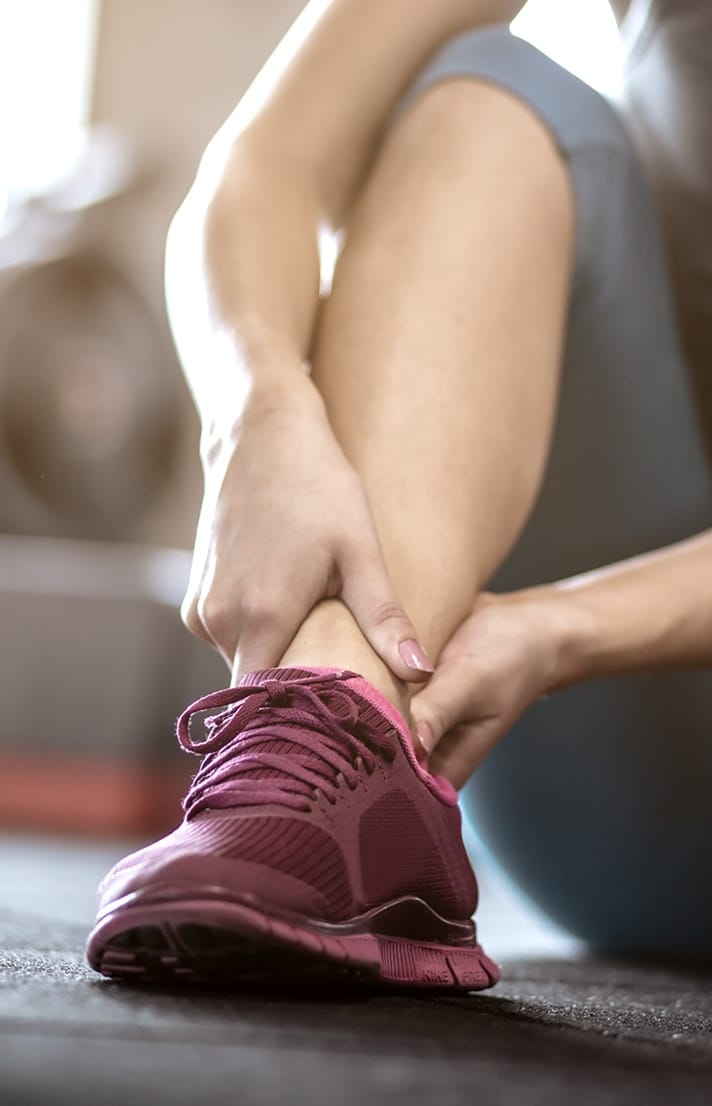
<box><xmin>181</xmin><ymin>595</ymin><xmax>203</xmax><ymax>635</ymax></box>
<box><xmin>368</xmin><ymin>599</ymin><xmax>407</xmax><ymax>628</ymax></box>
<box><xmin>196</xmin><ymin>593</ymin><xmax>235</xmax><ymax>645</ymax></box>
<box><xmin>423</xmin><ymin>707</ymin><xmax>444</xmax><ymax>737</ymax></box>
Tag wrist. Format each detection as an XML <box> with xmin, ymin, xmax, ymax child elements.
<box><xmin>491</xmin><ymin>585</ymin><xmax>599</xmax><ymax>692</ymax></box>
<box><xmin>523</xmin><ymin>584</ymin><xmax>600</xmax><ymax>690</ymax></box>
<box><xmin>199</xmin><ymin>361</ymin><xmax>325</xmax><ymax>469</ymax></box>
<box><xmin>245</xmin><ymin>362</ymin><xmax>325</xmax><ymax>421</ymax></box>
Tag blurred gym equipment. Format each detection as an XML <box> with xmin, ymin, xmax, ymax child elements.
<box><xmin>0</xmin><ymin>536</ymin><xmax>225</xmax><ymax>836</ymax></box>
<box><xmin>1</xmin><ymin>0</ymin><xmax>311</xmax><ymax>834</ymax></box>
<box><xmin>0</xmin><ymin>127</ymin><xmax>181</xmax><ymax>540</ymax></box>
<box><xmin>0</xmin><ymin>126</ymin><xmax>224</xmax><ymax>835</ymax></box>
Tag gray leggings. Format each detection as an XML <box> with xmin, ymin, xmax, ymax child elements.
<box><xmin>388</xmin><ymin>26</ymin><xmax>712</xmax><ymax>957</ymax></box>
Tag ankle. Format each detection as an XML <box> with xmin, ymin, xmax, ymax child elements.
<box><xmin>358</xmin><ymin>665</ymin><xmax>413</xmax><ymax>737</ymax></box>
<box><xmin>278</xmin><ymin>600</ymin><xmax>415</xmax><ymax>739</ymax></box>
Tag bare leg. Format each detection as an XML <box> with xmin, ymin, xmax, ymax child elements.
<box><xmin>276</xmin><ymin>80</ymin><xmax>574</xmax><ymax>730</ymax></box>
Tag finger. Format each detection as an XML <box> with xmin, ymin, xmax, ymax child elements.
<box><xmin>409</xmin><ymin>658</ymin><xmax>476</xmax><ymax>755</ymax></box>
<box><xmin>181</xmin><ymin>540</ymin><xmax>221</xmax><ymax>650</ymax></box>
<box><xmin>429</xmin><ymin>724</ymin><xmax>492</xmax><ymax>790</ymax></box>
<box><xmin>181</xmin><ymin>501</ymin><xmax>220</xmax><ymax>648</ymax></box>
<box><xmin>339</xmin><ymin>545</ymin><xmax>434</xmax><ymax>685</ymax></box>
<box><xmin>181</xmin><ymin>592</ymin><xmax>217</xmax><ymax>649</ymax></box>
<box><xmin>229</xmin><ymin>589</ymin><xmax>315</xmax><ymax>685</ymax></box>
<box><xmin>195</xmin><ymin>584</ymin><xmax>239</xmax><ymax>666</ymax></box>
<box><xmin>231</xmin><ymin>619</ymin><xmax>298</xmax><ymax>685</ymax></box>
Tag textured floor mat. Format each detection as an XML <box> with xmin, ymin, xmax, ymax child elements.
<box><xmin>2</xmin><ymin>905</ymin><xmax>712</xmax><ymax>1106</ymax></box>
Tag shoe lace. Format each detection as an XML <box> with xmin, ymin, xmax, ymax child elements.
<box><xmin>176</xmin><ymin>670</ymin><xmax>395</xmax><ymax>817</ymax></box>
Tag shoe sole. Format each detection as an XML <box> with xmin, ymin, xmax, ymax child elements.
<box><xmin>86</xmin><ymin>888</ymin><xmax>500</xmax><ymax>993</ymax></box>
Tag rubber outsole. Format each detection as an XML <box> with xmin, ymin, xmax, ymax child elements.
<box><xmin>86</xmin><ymin>895</ymin><xmax>500</xmax><ymax>993</ymax></box>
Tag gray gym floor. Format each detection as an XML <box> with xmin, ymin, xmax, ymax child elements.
<box><xmin>1</xmin><ymin>832</ymin><xmax>710</xmax><ymax>1106</ymax></box>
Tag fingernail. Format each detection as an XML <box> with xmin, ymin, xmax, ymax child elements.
<box><xmin>398</xmin><ymin>639</ymin><xmax>434</xmax><ymax>673</ymax></box>
<box><xmin>415</xmin><ymin>719</ymin><xmax>435</xmax><ymax>753</ymax></box>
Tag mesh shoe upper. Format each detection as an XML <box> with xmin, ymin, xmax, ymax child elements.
<box><xmin>98</xmin><ymin>666</ymin><xmax>478</xmax><ymax>924</ymax></box>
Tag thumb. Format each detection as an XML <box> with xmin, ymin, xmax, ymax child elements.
<box><xmin>409</xmin><ymin>658</ymin><xmax>472</xmax><ymax>756</ymax></box>
<box><xmin>339</xmin><ymin>546</ymin><xmax>434</xmax><ymax>685</ymax></box>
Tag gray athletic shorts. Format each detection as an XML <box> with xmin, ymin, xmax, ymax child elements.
<box><xmin>387</xmin><ymin>26</ymin><xmax>712</xmax><ymax>957</ymax></box>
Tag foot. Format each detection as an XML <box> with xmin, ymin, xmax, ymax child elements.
<box><xmin>86</xmin><ymin>665</ymin><xmax>499</xmax><ymax>992</ymax></box>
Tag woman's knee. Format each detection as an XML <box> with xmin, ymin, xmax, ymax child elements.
<box><xmin>387</xmin><ymin>24</ymin><xmax>632</xmax><ymax>166</ymax></box>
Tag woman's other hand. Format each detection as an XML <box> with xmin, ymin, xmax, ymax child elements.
<box><xmin>410</xmin><ymin>589</ymin><xmax>569</xmax><ymax>788</ymax></box>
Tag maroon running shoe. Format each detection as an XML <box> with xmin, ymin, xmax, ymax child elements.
<box><xmin>86</xmin><ymin>666</ymin><xmax>499</xmax><ymax>991</ymax></box>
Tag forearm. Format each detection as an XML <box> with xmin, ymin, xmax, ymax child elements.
<box><xmin>540</xmin><ymin>530</ymin><xmax>712</xmax><ymax>685</ymax></box>
<box><xmin>165</xmin><ymin>137</ymin><xmax>326</xmax><ymax>453</ymax></box>
<box><xmin>165</xmin><ymin>0</ymin><xmax>527</xmax><ymax>452</ymax></box>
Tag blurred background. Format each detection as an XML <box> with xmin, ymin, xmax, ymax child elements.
<box><xmin>0</xmin><ymin>0</ymin><xmax>621</xmax><ymax>841</ymax></box>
